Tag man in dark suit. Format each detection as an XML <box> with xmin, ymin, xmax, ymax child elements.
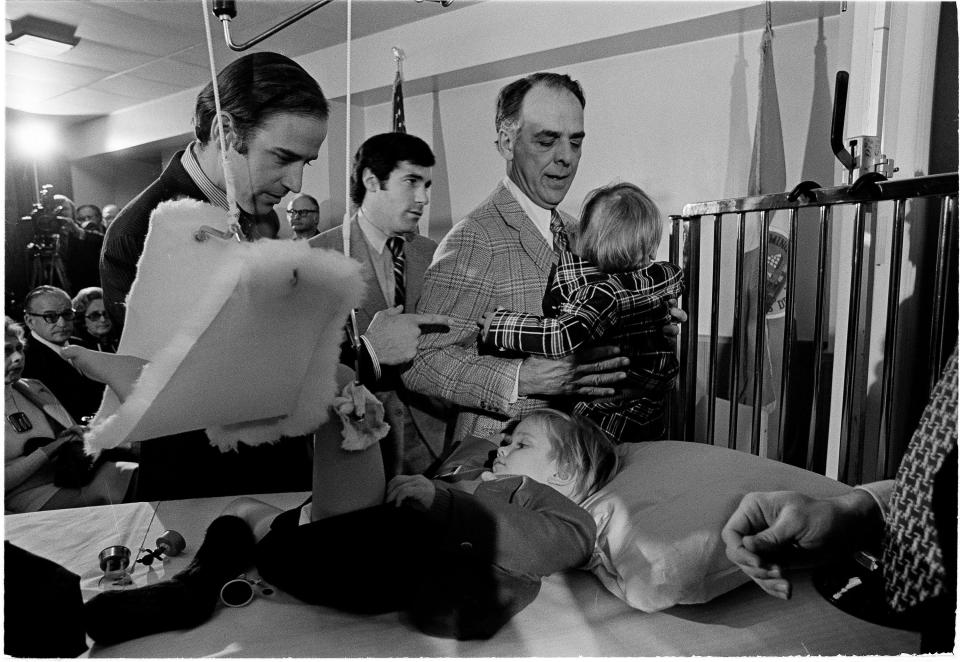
<box><xmin>20</xmin><ymin>285</ymin><xmax>104</xmax><ymax>421</ymax></box>
<box><xmin>96</xmin><ymin>53</ymin><xmax>329</xmax><ymax>499</ymax></box>
<box><xmin>312</xmin><ymin>133</ymin><xmax>452</xmax><ymax>476</ymax></box>
<box><xmin>100</xmin><ymin>52</ymin><xmax>328</xmax><ymax>331</ymax></box>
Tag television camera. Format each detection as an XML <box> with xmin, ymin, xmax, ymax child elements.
<box><xmin>20</xmin><ymin>184</ymin><xmax>74</xmax><ymax>291</ymax></box>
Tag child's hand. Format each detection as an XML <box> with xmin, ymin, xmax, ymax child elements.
<box><xmin>477</xmin><ymin>310</ymin><xmax>498</xmax><ymax>342</ymax></box>
<box><xmin>386</xmin><ymin>474</ymin><xmax>436</xmax><ymax>510</ymax></box>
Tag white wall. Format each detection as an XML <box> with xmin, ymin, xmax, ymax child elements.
<box><xmin>70</xmin><ymin>156</ymin><xmax>161</xmax><ymax>211</ymax></box>
<box><xmin>362</xmin><ymin>4</ymin><xmax>840</xmax><ymax>333</ymax></box>
<box><xmin>69</xmin><ymin>1</ymin><xmax>844</xmax><ymax>333</ymax></box>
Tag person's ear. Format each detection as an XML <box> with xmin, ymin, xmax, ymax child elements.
<box><xmin>211</xmin><ymin>113</ymin><xmax>242</xmax><ymax>153</ymax></box>
<box><xmin>496</xmin><ymin>127</ymin><xmax>516</xmax><ymax>162</ymax></box>
<box><xmin>546</xmin><ymin>468</ymin><xmax>576</xmax><ymax>495</ymax></box>
<box><xmin>361</xmin><ymin>168</ymin><xmax>381</xmax><ymax>195</ymax></box>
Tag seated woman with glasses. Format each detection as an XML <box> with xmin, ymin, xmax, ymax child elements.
<box><xmin>20</xmin><ymin>285</ymin><xmax>105</xmax><ymax>422</ymax></box>
<box><xmin>72</xmin><ymin>287</ymin><xmax>119</xmax><ymax>353</ymax></box>
<box><xmin>5</xmin><ymin>316</ymin><xmax>137</xmax><ymax>513</ymax></box>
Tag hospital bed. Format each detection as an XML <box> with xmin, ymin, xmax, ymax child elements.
<box><xmin>5</xmin><ymin>491</ymin><xmax>920</xmax><ymax>657</ymax></box>
<box><xmin>6</xmin><ymin>171</ymin><xmax>954</xmax><ymax>657</ymax></box>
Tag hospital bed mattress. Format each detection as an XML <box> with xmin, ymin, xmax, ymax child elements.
<box><xmin>4</xmin><ymin>493</ymin><xmax>920</xmax><ymax>657</ymax></box>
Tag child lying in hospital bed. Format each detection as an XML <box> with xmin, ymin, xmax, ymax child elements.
<box><xmin>83</xmin><ymin>407</ymin><xmax>619</xmax><ymax>642</ymax></box>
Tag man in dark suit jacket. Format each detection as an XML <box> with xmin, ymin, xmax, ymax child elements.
<box><xmin>20</xmin><ymin>286</ymin><xmax>104</xmax><ymax>422</ymax></box>
<box><xmin>95</xmin><ymin>53</ymin><xmax>332</xmax><ymax>500</ymax></box>
<box><xmin>100</xmin><ymin>52</ymin><xmax>327</xmax><ymax>331</ymax></box>
<box><xmin>312</xmin><ymin>133</ymin><xmax>453</xmax><ymax>476</ymax></box>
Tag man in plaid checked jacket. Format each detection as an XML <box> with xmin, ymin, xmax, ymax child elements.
<box><xmin>404</xmin><ymin>73</ymin><xmax>682</xmax><ymax>441</ymax></box>
<box><xmin>481</xmin><ymin>248</ymin><xmax>684</xmax><ymax>441</ymax></box>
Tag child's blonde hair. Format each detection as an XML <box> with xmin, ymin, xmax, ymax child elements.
<box><xmin>576</xmin><ymin>182</ymin><xmax>663</xmax><ymax>272</ymax></box>
<box><xmin>521</xmin><ymin>409</ymin><xmax>620</xmax><ymax>501</ymax></box>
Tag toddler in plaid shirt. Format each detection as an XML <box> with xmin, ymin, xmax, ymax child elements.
<box><xmin>479</xmin><ymin>182</ymin><xmax>683</xmax><ymax>442</ymax></box>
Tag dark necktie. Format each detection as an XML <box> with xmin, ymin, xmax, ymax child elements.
<box><xmin>550</xmin><ymin>209</ymin><xmax>569</xmax><ymax>254</ymax></box>
<box><xmin>881</xmin><ymin>345</ymin><xmax>958</xmax><ymax>612</ymax></box>
<box><xmin>386</xmin><ymin>236</ymin><xmax>406</xmax><ymax>309</ymax></box>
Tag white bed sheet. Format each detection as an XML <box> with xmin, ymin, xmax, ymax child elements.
<box><xmin>4</xmin><ymin>493</ymin><xmax>920</xmax><ymax>657</ymax></box>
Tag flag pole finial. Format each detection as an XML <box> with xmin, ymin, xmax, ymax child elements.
<box><xmin>392</xmin><ymin>46</ymin><xmax>405</xmax><ymax>76</ymax></box>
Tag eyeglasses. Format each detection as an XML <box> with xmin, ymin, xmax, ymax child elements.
<box><xmin>25</xmin><ymin>309</ymin><xmax>76</xmax><ymax>324</ymax></box>
<box><xmin>286</xmin><ymin>209</ymin><xmax>318</xmax><ymax>218</ymax></box>
<box><xmin>86</xmin><ymin>311</ymin><xmax>109</xmax><ymax>321</ymax></box>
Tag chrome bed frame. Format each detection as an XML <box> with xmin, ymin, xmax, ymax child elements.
<box><xmin>669</xmin><ymin>172</ymin><xmax>957</xmax><ymax>484</ymax></box>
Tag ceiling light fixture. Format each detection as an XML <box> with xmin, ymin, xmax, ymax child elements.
<box><xmin>6</xmin><ymin>15</ymin><xmax>80</xmax><ymax>57</ymax></box>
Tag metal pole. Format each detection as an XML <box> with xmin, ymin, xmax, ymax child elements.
<box><xmin>668</xmin><ymin>215</ymin><xmax>684</xmax><ymax>438</ymax></box>
<box><xmin>839</xmin><ymin>203</ymin><xmax>867</xmax><ymax>484</ymax></box>
<box><xmin>218</xmin><ymin>0</ymin><xmax>336</xmax><ymax>51</ymax></box>
<box><xmin>806</xmin><ymin>206</ymin><xmax>832</xmax><ymax>471</ymax></box>
<box><xmin>777</xmin><ymin>208</ymin><xmax>799</xmax><ymax>457</ymax></box>
<box><xmin>707</xmin><ymin>214</ymin><xmax>723</xmax><ymax>446</ymax></box>
<box><xmin>877</xmin><ymin>198</ymin><xmax>905</xmax><ymax>478</ymax></box>
<box><xmin>751</xmin><ymin>211</ymin><xmax>771</xmax><ymax>456</ymax></box>
<box><xmin>929</xmin><ymin>195</ymin><xmax>955</xmax><ymax>384</ymax></box>
<box><xmin>728</xmin><ymin>212</ymin><xmax>746</xmax><ymax>449</ymax></box>
<box><xmin>683</xmin><ymin>218</ymin><xmax>702</xmax><ymax>441</ymax></box>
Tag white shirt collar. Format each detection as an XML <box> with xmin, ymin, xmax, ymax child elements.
<box><xmin>502</xmin><ymin>176</ymin><xmax>554</xmax><ymax>245</ymax></box>
<box><xmin>180</xmin><ymin>141</ymin><xmax>230</xmax><ymax>211</ymax></box>
<box><xmin>356</xmin><ymin>208</ymin><xmax>391</xmax><ymax>255</ymax></box>
<box><xmin>29</xmin><ymin>331</ymin><xmax>67</xmax><ymax>356</ymax></box>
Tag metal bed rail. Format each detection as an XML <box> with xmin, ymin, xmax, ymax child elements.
<box><xmin>669</xmin><ymin>172</ymin><xmax>958</xmax><ymax>483</ymax></box>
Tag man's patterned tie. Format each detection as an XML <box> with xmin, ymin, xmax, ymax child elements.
<box><xmin>386</xmin><ymin>236</ymin><xmax>406</xmax><ymax>309</ymax></box>
<box><xmin>881</xmin><ymin>345</ymin><xmax>958</xmax><ymax>612</ymax></box>
<box><xmin>550</xmin><ymin>209</ymin><xmax>569</xmax><ymax>254</ymax></box>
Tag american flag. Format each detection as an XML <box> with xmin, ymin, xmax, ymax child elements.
<box><xmin>392</xmin><ymin>68</ymin><xmax>406</xmax><ymax>133</ymax></box>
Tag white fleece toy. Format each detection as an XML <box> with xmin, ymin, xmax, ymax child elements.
<box><xmin>83</xmin><ymin>199</ymin><xmax>363</xmax><ymax>453</ymax></box>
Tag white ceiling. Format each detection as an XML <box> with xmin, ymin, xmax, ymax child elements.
<box><xmin>5</xmin><ymin>0</ymin><xmax>470</xmax><ymax>120</ymax></box>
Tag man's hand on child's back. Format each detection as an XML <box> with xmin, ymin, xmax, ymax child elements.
<box><xmin>386</xmin><ymin>474</ymin><xmax>436</xmax><ymax>510</ymax></box>
<box><xmin>662</xmin><ymin>298</ymin><xmax>687</xmax><ymax>338</ymax></box>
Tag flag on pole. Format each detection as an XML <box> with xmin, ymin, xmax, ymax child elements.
<box><xmin>738</xmin><ymin>0</ymin><xmax>786</xmax><ymax>406</ymax></box>
<box><xmin>392</xmin><ymin>66</ymin><xmax>406</xmax><ymax>133</ymax></box>
<box><xmin>747</xmin><ymin>2</ymin><xmax>786</xmax><ymax>198</ymax></box>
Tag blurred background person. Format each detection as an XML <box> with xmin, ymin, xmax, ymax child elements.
<box><xmin>5</xmin><ymin>317</ymin><xmax>136</xmax><ymax>513</ymax></box>
<box><xmin>101</xmin><ymin>204</ymin><xmax>119</xmax><ymax>229</ymax></box>
<box><xmin>70</xmin><ymin>204</ymin><xmax>106</xmax><ymax>289</ymax></box>
<box><xmin>76</xmin><ymin>204</ymin><xmax>106</xmax><ymax>233</ymax></box>
<box><xmin>286</xmin><ymin>193</ymin><xmax>324</xmax><ymax>240</ymax></box>
<box><xmin>72</xmin><ymin>287</ymin><xmax>118</xmax><ymax>353</ymax></box>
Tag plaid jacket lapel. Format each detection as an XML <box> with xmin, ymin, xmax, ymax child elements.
<box><xmin>492</xmin><ymin>184</ymin><xmax>555</xmax><ymax>275</ymax></box>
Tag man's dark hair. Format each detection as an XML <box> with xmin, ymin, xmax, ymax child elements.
<box><xmin>495</xmin><ymin>72</ymin><xmax>585</xmax><ymax>135</ymax></box>
<box><xmin>76</xmin><ymin>204</ymin><xmax>102</xmax><ymax>220</ymax></box>
<box><xmin>350</xmin><ymin>132</ymin><xmax>435</xmax><ymax>205</ymax></box>
<box><xmin>194</xmin><ymin>52</ymin><xmax>329</xmax><ymax>152</ymax></box>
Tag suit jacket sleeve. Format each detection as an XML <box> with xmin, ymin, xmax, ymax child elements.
<box><xmin>100</xmin><ymin>231</ymin><xmax>142</xmax><ymax>326</ymax></box>
<box><xmin>427</xmin><ymin>477</ymin><xmax>596</xmax><ymax>578</ymax></box>
<box><xmin>403</xmin><ymin>221</ymin><xmax>523</xmax><ymax>416</ymax></box>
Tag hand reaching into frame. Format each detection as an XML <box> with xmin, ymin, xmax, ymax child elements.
<box><xmin>720</xmin><ymin>489</ymin><xmax>882</xmax><ymax>600</ymax></box>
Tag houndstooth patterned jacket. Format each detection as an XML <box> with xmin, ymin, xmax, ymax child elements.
<box><xmin>404</xmin><ymin>182</ymin><xmax>574</xmax><ymax>441</ymax></box>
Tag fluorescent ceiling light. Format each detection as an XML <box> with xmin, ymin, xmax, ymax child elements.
<box><xmin>6</xmin><ymin>15</ymin><xmax>79</xmax><ymax>57</ymax></box>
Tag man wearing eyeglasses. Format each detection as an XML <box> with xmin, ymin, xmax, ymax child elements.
<box><xmin>20</xmin><ymin>286</ymin><xmax>105</xmax><ymax>421</ymax></box>
<box><xmin>286</xmin><ymin>194</ymin><xmax>325</xmax><ymax>240</ymax></box>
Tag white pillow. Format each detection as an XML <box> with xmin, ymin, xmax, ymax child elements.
<box><xmin>581</xmin><ymin>440</ymin><xmax>850</xmax><ymax>612</ymax></box>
